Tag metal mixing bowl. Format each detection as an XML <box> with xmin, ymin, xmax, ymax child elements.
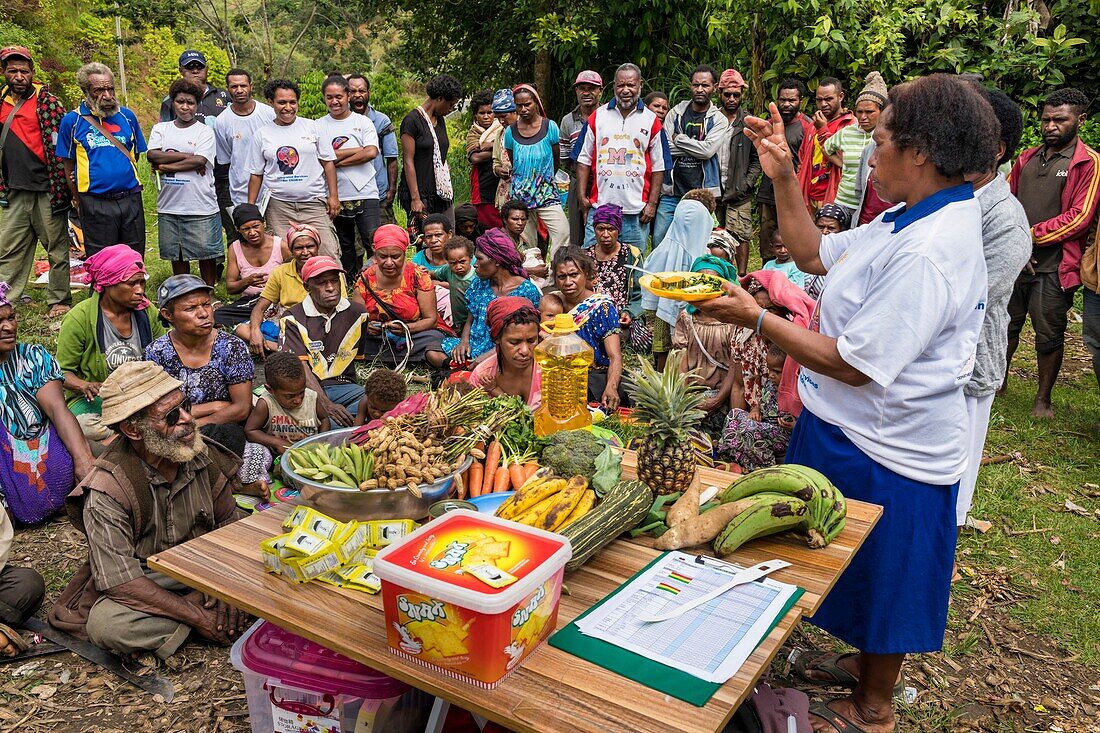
<box><xmin>280</xmin><ymin>427</ymin><xmax>472</xmax><ymax>521</ymax></box>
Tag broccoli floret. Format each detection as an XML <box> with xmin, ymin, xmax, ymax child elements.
<box><xmin>540</xmin><ymin>430</ymin><xmax>605</xmax><ymax>478</ymax></box>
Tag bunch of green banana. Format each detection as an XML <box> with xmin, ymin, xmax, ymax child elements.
<box><xmin>285</xmin><ymin>442</ymin><xmax>376</xmax><ymax>490</ymax></box>
<box><xmin>713</xmin><ymin>464</ymin><xmax>847</xmax><ymax>554</ymax></box>
<box><xmin>714</xmin><ymin>494</ymin><xmax>810</xmax><ymax>555</ymax></box>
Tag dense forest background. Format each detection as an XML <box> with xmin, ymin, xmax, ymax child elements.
<box><xmin>1</xmin><ymin>0</ymin><xmax>1097</xmax><ymax>182</ymax></box>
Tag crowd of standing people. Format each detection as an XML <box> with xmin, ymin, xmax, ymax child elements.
<box><xmin>0</xmin><ymin>40</ymin><xmax>1098</xmax><ymax>732</ymax></box>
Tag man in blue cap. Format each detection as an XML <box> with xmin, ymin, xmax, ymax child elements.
<box><xmin>159</xmin><ymin>50</ymin><xmax>235</xmax><ymax>242</ymax></box>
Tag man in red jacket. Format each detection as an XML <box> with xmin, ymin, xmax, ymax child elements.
<box><xmin>1005</xmin><ymin>88</ymin><xmax>1100</xmax><ymax>417</ymax></box>
<box><xmin>796</xmin><ymin>76</ymin><xmax>855</xmax><ymax>213</ymax></box>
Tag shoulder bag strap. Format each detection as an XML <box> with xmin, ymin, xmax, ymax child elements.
<box><xmin>0</xmin><ymin>94</ymin><xmax>29</xmax><ymax>175</ymax></box>
<box><xmin>81</xmin><ymin>113</ymin><xmax>137</xmax><ymax>165</ymax></box>
<box><xmin>688</xmin><ymin>315</ymin><xmax>728</xmax><ymax>372</ymax></box>
<box><xmin>357</xmin><ymin>270</ymin><xmax>402</xmax><ymax>323</ymax></box>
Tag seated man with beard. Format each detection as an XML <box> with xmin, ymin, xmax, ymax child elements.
<box><xmin>49</xmin><ymin>361</ymin><xmax>250</xmax><ymax>661</ymax></box>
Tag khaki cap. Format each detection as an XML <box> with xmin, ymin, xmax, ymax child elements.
<box><xmin>100</xmin><ymin>361</ymin><xmax>183</xmax><ymax>427</ymax></box>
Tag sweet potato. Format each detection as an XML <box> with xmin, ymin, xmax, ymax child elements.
<box><xmin>653</xmin><ymin>498</ymin><xmax>757</xmax><ymax>550</ymax></box>
<box><xmin>665</xmin><ymin>482</ymin><xmax>703</xmax><ymax>528</ymax></box>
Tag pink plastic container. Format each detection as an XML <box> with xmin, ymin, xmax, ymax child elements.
<box><xmin>230</xmin><ymin>620</ymin><xmax>430</xmax><ymax>733</ymax></box>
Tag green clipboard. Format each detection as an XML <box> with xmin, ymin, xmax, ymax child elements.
<box><xmin>549</xmin><ymin>553</ymin><xmax>804</xmax><ymax>707</ymax></box>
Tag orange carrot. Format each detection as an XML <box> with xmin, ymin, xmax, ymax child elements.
<box><xmin>468</xmin><ymin>461</ymin><xmax>484</xmax><ymax>497</ymax></box>
<box><xmin>494</xmin><ymin>460</ymin><xmax>514</xmax><ymax>493</ymax></box>
<box><xmin>483</xmin><ymin>441</ymin><xmax>502</xmax><ymax>492</ymax></box>
<box><xmin>508</xmin><ymin>461</ymin><xmax>526</xmax><ymax>490</ymax></box>
<box><xmin>523</xmin><ymin>461</ymin><xmax>540</xmax><ymax>480</ymax></box>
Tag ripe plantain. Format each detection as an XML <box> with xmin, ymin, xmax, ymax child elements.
<box><xmin>558</xmin><ymin>489</ymin><xmax>597</xmax><ymax>530</ymax></box>
<box><xmin>498</xmin><ymin>478</ymin><xmax>567</xmax><ymax>520</ymax></box>
<box><xmin>531</xmin><ymin>478</ymin><xmax>588</xmax><ymax>531</ymax></box>
<box><xmin>713</xmin><ymin>495</ymin><xmax>809</xmax><ymax>556</ymax></box>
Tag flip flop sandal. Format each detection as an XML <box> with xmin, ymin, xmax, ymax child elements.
<box><xmin>0</xmin><ymin>623</ymin><xmax>29</xmax><ymax>657</ymax></box>
<box><xmin>808</xmin><ymin>700</ymin><xmax>872</xmax><ymax>733</ymax></box>
<box><xmin>792</xmin><ymin>650</ymin><xmax>860</xmax><ymax>687</ymax></box>
<box><xmin>791</xmin><ymin>650</ymin><xmax>906</xmax><ymax>698</ymax></box>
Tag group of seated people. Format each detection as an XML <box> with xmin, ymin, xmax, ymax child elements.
<box><xmin>0</xmin><ymin>176</ymin><xmax>841</xmax><ymax>660</ymax></box>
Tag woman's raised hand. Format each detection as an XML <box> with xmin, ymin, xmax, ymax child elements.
<box><xmin>743</xmin><ymin>103</ymin><xmax>795</xmax><ymax>182</ymax></box>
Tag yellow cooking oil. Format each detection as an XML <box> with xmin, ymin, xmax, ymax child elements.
<box><xmin>533</xmin><ymin>314</ymin><xmax>594</xmax><ymax>436</ymax></box>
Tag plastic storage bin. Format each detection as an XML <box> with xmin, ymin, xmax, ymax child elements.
<box><xmin>230</xmin><ymin>620</ymin><xmax>430</xmax><ymax>733</ymax></box>
<box><xmin>374</xmin><ymin>509</ymin><xmax>572</xmax><ymax>688</ymax></box>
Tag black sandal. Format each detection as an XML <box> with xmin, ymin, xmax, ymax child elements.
<box><xmin>791</xmin><ymin>650</ymin><xmax>906</xmax><ymax>698</ymax></box>
<box><xmin>809</xmin><ymin>700</ymin><xmax>874</xmax><ymax>733</ymax></box>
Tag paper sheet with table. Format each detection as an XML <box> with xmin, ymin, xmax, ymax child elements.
<box><xmin>574</xmin><ymin>551</ymin><xmax>799</xmax><ymax>683</ymax></box>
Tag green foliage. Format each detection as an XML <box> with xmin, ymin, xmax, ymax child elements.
<box><xmin>1019</xmin><ymin>119</ymin><xmax>1100</xmax><ymax>154</ymax></box>
<box><xmin>297</xmin><ymin>70</ymin><xmax>329</xmax><ymax>119</ymax></box>
<box><xmin>366</xmin><ymin>71</ymin><xmax>416</xmax><ymax>132</ymax></box>
<box><xmin>395</xmin><ymin>0</ymin><xmax>1096</xmax><ymax>121</ymax></box>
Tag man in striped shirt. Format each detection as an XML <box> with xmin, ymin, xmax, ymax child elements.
<box><xmin>572</xmin><ymin>63</ymin><xmax>671</xmax><ymax>248</ymax></box>
<box><xmin>50</xmin><ymin>362</ymin><xmax>250</xmax><ymax>659</ymax></box>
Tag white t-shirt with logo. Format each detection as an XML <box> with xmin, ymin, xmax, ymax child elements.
<box><xmin>147</xmin><ymin>121</ymin><xmax>218</xmax><ymax>216</ymax></box>
<box><xmin>213</xmin><ymin>101</ymin><xmax>276</xmax><ymax>205</ymax></box>
<box><xmin>798</xmin><ymin>188</ymin><xmax>987</xmax><ymax>485</ymax></box>
<box><xmin>315</xmin><ymin>112</ymin><xmax>380</xmax><ymax>202</ymax></box>
<box><xmin>247</xmin><ymin>117</ymin><xmax>336</xmax><ymax>202</ymax></box>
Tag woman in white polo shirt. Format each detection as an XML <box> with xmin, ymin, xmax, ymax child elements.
<box><xmin>698</xmin><ymin>74</ymin><xmax>999</xmax><ymax>733</ymax></box>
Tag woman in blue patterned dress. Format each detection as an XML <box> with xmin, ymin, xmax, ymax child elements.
<box><xmin>540</xmin><ymin>246</ymin><xmax>625</xmax><ymax>409</ymax></box>
<box><xmin>443</xmin><ymin>229</ymin><xmax>541</xmax><ymax>366</ymax></box>
<box><xmin>145</xmin><ymin>275</ymin><xmax>266</xmax><ymax>482</ymax></box>
<box><xmin>0</xmin><ymin>283</ymin><xmax>94</xmax><ymax>525</ymax></box>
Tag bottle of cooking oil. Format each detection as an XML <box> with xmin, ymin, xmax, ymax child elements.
<box><xmin>533</xmin><ymin>314</ymin><xmax>594</xmax><ymax>437</ymax></box>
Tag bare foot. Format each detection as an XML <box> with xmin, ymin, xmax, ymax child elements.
<box><xmin>1031</xmin><ymin>400</ymin><xmax>1054</xmax><ymax>418</ymax></box>
<box><xmin>811</xmin><ymin>697</ymin><xmax>896</xmax><ymax>733</ymax></box>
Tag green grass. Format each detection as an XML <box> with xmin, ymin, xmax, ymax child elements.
<box><xmin>957</xmin><ymin>358</ymin><xmax>1100</xmax><ymax>664</ymax></box>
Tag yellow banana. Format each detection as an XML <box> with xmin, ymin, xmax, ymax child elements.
<box><xmin>556</xmin><ymin>488</ymin><xmax>596</xmax><ymax>531</ymax></box>
<box><xmin>499</xmin><ymin>479</ymin><xmax>566</xmax><ymax>519</ymax></box>
<box><xmin>534</xmin><ymin>478</ymin><xmax>588</xmax><ymax>531</ymax></box>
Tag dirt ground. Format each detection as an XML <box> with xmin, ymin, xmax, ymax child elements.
<box><xmin>1</xmin><ymin>336</ymin><xmax>1098</xmax><ymax>732</ymax></box>
<box><xmin>4</xmin><ymin>522</ymin><xmax>1099</xmax><ymax>733</ymax></box>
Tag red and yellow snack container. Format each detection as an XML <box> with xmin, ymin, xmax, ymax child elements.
<box><xmin>373</xmin><ymin>509</ymin><xmax>572</xmax><ymax>688</ymax></box>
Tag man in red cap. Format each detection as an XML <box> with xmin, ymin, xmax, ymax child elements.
<box><xmin>0</xmin><ymin>46</ymin><xmax>72</xmax><ymax>317</ymax></box>
<box><xmin>560</xmin><ymin>70</ymin><xmax>604</xmax><ymax>246</ymax></box>
<box><xmin>279</xmin><ymin>256</ymin><xmax>371</xmax><ymax>426</ymax></box>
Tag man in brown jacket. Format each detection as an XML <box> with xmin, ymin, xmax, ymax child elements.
<box><xmin>50</xmin><ymin>361</ymin><xmax>250</xmax><ymax>660</ymax></box>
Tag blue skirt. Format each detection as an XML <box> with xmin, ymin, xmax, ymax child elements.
<box><xmin>786</xmin><ymin>410</ymin><xmax>958</xmax><ymax>654</ymax></box>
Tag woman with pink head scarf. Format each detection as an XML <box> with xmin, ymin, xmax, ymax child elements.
<box><xmin>56</xmin><ymin>244</ymin><xmax>166</xmax><ymax>424</ymax></box>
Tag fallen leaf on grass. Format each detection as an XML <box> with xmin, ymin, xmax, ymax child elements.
<box><xmin>1064</xmin><ymin>499</ymin><xmax>1090</xmax><ymax>517</ymax></box>
<box><xmin>965</xmin><ymin>516</ymin><xmax>994</xmax><ymax>533</ymax></box>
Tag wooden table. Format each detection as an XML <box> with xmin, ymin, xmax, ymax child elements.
<box><xmin>150</xmin><ymin>462</ymin><xmax>881</xmax><ymax>733</ymax></box>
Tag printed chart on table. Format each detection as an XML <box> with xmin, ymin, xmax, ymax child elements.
<box><xmin>575</xmin><ymin>551</ymin><xmax>798</xmax><ymax>683</ymax></box>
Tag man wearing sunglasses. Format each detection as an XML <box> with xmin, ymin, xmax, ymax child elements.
<box><xmin>50</xmin><ymin>361</ymin><xmax>250</xmax><ymax>661</ymax></box>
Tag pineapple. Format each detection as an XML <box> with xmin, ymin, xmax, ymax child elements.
<box><xmin>626</xmin><ymin>350</ymin><xmax>707</xmax><ymax>495</ymax></box>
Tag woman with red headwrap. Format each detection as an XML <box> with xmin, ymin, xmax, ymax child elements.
<box><xmin>351</xmin><ymin>224</ymin><xmax>449</xmax><ymax>367</ymax></box>
<box><xmin>443</xmin><ymin>228</ymin><xmax>542</xmax><ymax>365</ymax></box>
<box><xmin>56</xmin><ymin>245</ymin><xmax>166</xmax><ymax>425</ymax></box>
<box><xmin>467</xmin><ymin>296</ymin><xmax>542</xmax><ymax>407</ymax></box>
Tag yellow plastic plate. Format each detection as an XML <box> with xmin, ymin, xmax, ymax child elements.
<box><xmin>639</xmin><ymin>272</ymin><xmax>731</xmax><ymax>302</ymax></box>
